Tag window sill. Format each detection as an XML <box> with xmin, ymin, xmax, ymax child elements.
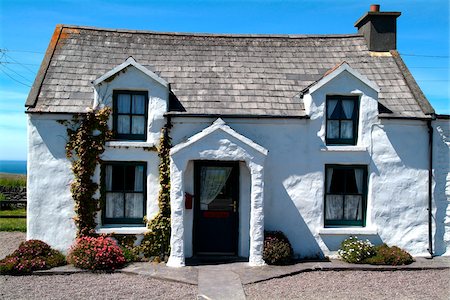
<box><xmin>106</xmin><ymin>141</ymin><xmax>156</xmax><ymax>149</ymax></box>
<box><xmin>320</xmin><ymin>146</ymin><xmax>368</xmax><ymax>152</ymax></box>
<box><xmin>318</xmin><ymin>227</ymin><xmax>378</xmax><ymax>235</ymax></box>
<box><xmin>96</xmin><ymin>226</ymin><xmax>148</xmax><ymax>235</ymax></box>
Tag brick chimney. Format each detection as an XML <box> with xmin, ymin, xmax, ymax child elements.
<box><xmin>355</xmin><ymin>4</ymin><xmax>401</xmax><ymax>52</ymax></box>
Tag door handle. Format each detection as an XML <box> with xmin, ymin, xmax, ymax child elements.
<box><xmin>232</xmin><ymin>201</ymin><xmax>237</xmax><ymax>213</ymax></box>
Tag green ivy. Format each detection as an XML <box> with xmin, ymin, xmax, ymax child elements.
<box><xmin>60</xmin><ymin>107</ymin><xmax>112</xmax><ymax>237</ymax></box>
<box><xmin>140</xmin><ymin>122</ymin><xmax>172</xmax><ymax>261</ymax></box>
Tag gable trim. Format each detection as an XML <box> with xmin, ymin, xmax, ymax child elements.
<box><xmin>92</xmin><ymin>57</ymin><xmax>169</xmax><ymax>88</ymax></box>
<box><xmin>308</xmin><ymin>62</ymin><xmax>380</xmax><ymax>95</ymax></box>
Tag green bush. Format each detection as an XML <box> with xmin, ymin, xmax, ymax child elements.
<box><xmin>0</xmin><ymin>193</ymin><xmax>6</xmax><ymax>201</ymax></box>
<box><xmin>67</xmin><ymin>236</ymin><xmax>126</xmax><ymax>270</ymax></box>
<box><xmin>109</xmin><ymin>234</ymin><xmax>141</xmax><ymax>263</ymax></box>
<box><xmin>263</xmin><ymin>231</ymin><xmax>293</xmax><ymax>265</ymax></box>
<box><xmin>0</xmin><ymin>240</ymin><xmax>65</xmax><ymax>275</ymax></box>
<box><xmin>363</xmin><ymin>244</ymin><xmax>414</xmax><ymax>265</ymax></box>
<box><xmin>338</xmin><ymin>236</ymin><xmax>375</xmax><ymax>263</ymax></box>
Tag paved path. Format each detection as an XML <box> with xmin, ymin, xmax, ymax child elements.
<box><xmin>198</xmin><ymin>268</ymin><xmax>245</xmax><ymax>300</ymax></box>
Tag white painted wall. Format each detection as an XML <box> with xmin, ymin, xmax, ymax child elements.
<box><xmin>168</xmin><ymin>70</ymin><xmax>435</xmax><ymax>259</ymax></box>
<box><xmin>27</xmin><ymin>64</ymin><xmax>168</xmax><ymax>251</ymax></box>
<box><xmin>433</xmin><ymin>118</ymin><xmax>450</xmax><ymax>255</ymax></box>
<box><xmin>27</xmin><ymin>114</ymin><xmax>76</xmax><ymax>253</ymax></box>
<box><xmin>27</xmin><ymin>63</ymin><xmax>448</xmax><ymax>260</ymax></box>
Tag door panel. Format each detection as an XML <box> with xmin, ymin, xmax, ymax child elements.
<box><xmin>194</xmin><ymin>161</ymin><xmax>239</xmax><ymax>255</ymax></box>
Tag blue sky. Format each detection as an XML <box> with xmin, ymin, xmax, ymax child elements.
<box><xmin>0</xmin><ymin>0</ymin><xmax>448</xmax><ymax>160</ymax></box>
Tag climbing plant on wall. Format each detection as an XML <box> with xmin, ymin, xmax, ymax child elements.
<box><xmin>60</xmin><ymin>107</ymin><xmax>112</xmax><ymax>237</ymax></box>
<box><xmin>140</xmin><ymin>121</ymin><xmax>172</xmax><ymax>261</ymax></box>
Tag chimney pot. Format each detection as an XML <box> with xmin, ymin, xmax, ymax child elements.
<box><xmin>370</xmin><ymin>4</ymin><xmax>380</xmax><ymax>12</ymax></box>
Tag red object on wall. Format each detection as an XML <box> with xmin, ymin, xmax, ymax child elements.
<box><xmin>185</xmin><ymin>193</ymin><xmax>193</xmax><ymax>209</ymax></box>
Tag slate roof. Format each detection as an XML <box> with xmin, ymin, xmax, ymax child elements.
<box><xmin>26</xmin><ymin>25</ymin><xmax>434</xmax><ymax>118</ymax></box>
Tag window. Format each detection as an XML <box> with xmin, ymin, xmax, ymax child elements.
<box><xmin>102</xmin><ymin>162</ymin><xmax>146</xmax><ymax>225</ymax></box>
<box><xmin>326</xmin><ymin>96</ymin><xmax>359</xmax><ymax>145</ymax></box>
<box><xmin>324</xmin><ymin>165</ymin><xmax>367</xmax><ymax>226</ymax></box>
<box><xmin>113</xmin><ymin>90</ymin><xmax>147</xmax><ymax>140</ymax></box>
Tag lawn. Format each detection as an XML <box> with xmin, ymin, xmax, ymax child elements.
<box><xmin>0</xmin><ymin>208</ymin><xmax>26</xmax><ymax>232</ymax></box>
<box><xmin>0</xmin><ymin>173</ymin><xmax>26</xmax><ymax>188</ymax></box>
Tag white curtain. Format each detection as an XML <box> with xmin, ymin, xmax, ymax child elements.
<box><xmin>345</xmin><ymin>195</ymin><xmax>362</xmax><ymax>220</ymax></box>
<box><xmin>134</xmin><ymin>165</ymin><xmax>144</xmax><ymax>191</ymax></box>
<box><xmin>354</xmin><ymin>168</ymin><xmax>363</xmax><ymax>193</ymax></box>
<box><xmin>327</xmin><ymin>99</ymin><xmax>338</xmax><ymax>118</ymax></box>
<box><xmin>118</xmin><ymin>115</ymin><xmax>130</xmax><ymax>134</ymax></box>
<box><xmin>132</xmin><ymin>94</ymin><xmax>145</xmax><ymax>114</ymax></box>
<box><xmin>131</xmin><ymin>116</ymin><xmax>145</xmax><ymax>134</ymax></box>
<box><xmin>125</xmin><ymin>193</ymin><xmax>144</xmax><ymax>218</ymax></box>
<box><xmin>117</xmin><ymin>94</ymin><xmax>131</xmax><ymax>113</ymax></box>
<box><xmin>340</xmin><ymin>120</ymin><xmax>353</xmax><ymax>139</ymax></box>
<box><xmin>326</xmin><ymin>195</ymin><xmax>343</xmax><ymax>220</ymax></box>
<box><xmin>105</xmin><ymin>165</ymin><xmax>113</xmax><ymax>190</ymax></box>
<box><xmin>106</xmin><ymin>192</ymin><xmax>124</xmax><ymax>218</ymax></box>
<box><xmin>342</xmin><ymin>100</ymin><xmax>354</xmax><ymax>119</ymax></box>
<box><xmin>200</xmin><ymin>166</ymin><xmax>232</xmax><ymax>210</ymax></box>
<box><xmin>326</xmin><ymin>168</ymin><xmax>333</xmax><ymax>192</ymax></box>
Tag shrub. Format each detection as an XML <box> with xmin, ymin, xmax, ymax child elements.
<box><xmin>338</xmin><ymin>236</ymin><xmax>375</xmax><ymax>263</ymax></box>
<box><xmin>67</xmin><ymin>236</ymin><xmax>126</xmax><ymax>270</ymax></box>
<box><xmin>363</xmin><ymin>244</ymin><xmax>414</xmax><ymax>265</ymax></box>
<box><xmin>109</xmin><ymin>234</ymin><xmax>141</xmax><ymax>263</ymax></box>
<box><xmin>0</xmin><ymin>240</ymin><xmax>65</xmax><ymax>275</ymax></box>
<box><xmin>263</xmin><ymin>231</ymin><xmax>293</xmax><ymax>265</ymax></box>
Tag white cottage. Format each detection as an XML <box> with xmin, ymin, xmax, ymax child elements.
<box><xmin>25</xmin><ymin>6</ymin><xmax>450</xmax><ymax>267</ymax></box>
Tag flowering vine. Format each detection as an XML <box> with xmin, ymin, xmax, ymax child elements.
<box><xmin>140</xmin><ymin>121</ymin><xmax>172</xmax><ymax>261</ymax></box>
<box><xmin>59</xmin><ymin>107</ymin><xmax>112</xmax><ymax>237</ymax></box>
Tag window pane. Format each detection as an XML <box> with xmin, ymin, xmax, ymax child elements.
<box><xmin>329</xmin><ymin>168</ymin><xmax>345</xmax><ymax>193</ymax></box>
<box><xmin>344</xmin><ymin>195</ymin><xmax>362</xmax><ymax>220</ymax></box>
<box><xmin>327</xmin><ymin>120</ymin><xmax>340</xmax><ymax>139</ymax></box>
<box><xmin>111</xmin><ymin>165</ymin><xmax>124</xmax><ymax>190</ymax></box>
<box><xmin>105</xmin><ymin>165</ymin><xmax>113</xmax><ymax>191</ymax></box>
<box><xmin>131</xmin><ymin>116</ymin><xmax>145</xmax><ymax>135</ymax></box>
<box><xmin>106</xmin><ymin>192</ymin><xmax>124</xmax><ymax>218</ymax></box>
<box><xmin>340</xmin><ymin>120</ymin><xmax>353</xmax><ymax>139</ymax></box>
<box><xmin>326</xmin><ymin>195</ymin><xmax>344</xmax><ymax>220</ymax></box>
<box><xmin>342</xmin><ymin>100</ymin><xmax>355</xmax><ymax>119</ymax></box>
<box><xmin>117</xmin><ymin>94</ymin><xmax>131</xmax><ymax>113</ymax></box>
<box><xmin>124</xmin><ymin>165</ymin><xmax>136</xmax><ymax>191</ymax></box>
<box><xmin>132</xmin><ymin>94</ymin><xmax>145</xmax><ymax>114</ymax></box>
<box><xmin>327</xmin><ymin>99</ymin><xmax>339</xmax><ymax>118</ymax></box>
<box><xmin>125</xmin><ymin>193</ymin><xmax>144</xmax><ymax>218</ymax></box>
<box><xmin>134</xmin><ymin>165</ymin><xmax>144</xmax><ymax>192</ymax></box>
<box><xmin>344</xmin><ymin>169</ymin><xmax>358</xmax><ymax>193</ymax></box>
<box><xmin>117</xmin><ymin>116</ymin><xmax>130</xmax><ymax>134</ymax></box>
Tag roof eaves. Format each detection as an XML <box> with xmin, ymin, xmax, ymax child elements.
<box><xmin>390</xmin><ymin>50</ymin><xmax>435</xmax><ymax>115</ymax></box>
<box><xmin>25</xmin><ymin>25</ymin><xmax>64</xmax><ymax>108</ymax></box>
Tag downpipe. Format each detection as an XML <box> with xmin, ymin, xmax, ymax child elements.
<box><xmin>427</xmin><ymin>120</ymin><xmax>434</xmax><ymax>257</ymax></box>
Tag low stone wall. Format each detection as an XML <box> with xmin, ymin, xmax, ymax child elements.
<box><xmin>0</xmin><ymin>186</ymin><xmax>27</xmax><ymax>203</ymax></box>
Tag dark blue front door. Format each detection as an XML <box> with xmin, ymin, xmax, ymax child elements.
<box><xmin>194</xmin><ymin>161</ymin><xmax>239</xmax><ymax>255</ymax></box>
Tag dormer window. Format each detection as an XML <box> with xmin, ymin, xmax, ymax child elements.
<box><xmin>326</xmin><ymin>95</ymin><xmax>359</xmax><ymax>145</ymax></box>
<box><xmin>113</xmin><ymin>90</ymin><xmax>148</xmax><ymax>140</ymax></box>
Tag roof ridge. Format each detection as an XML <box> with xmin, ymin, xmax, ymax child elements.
<box><xmin>57</xmin><ymin>24</ymin><xmax>363</xmax><ymax>39</ymax></box>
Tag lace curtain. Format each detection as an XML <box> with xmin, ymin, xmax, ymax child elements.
<box><xmin>200</xmin><ymin>166</ymin><xmax>232</xmax><ymax>210</ymax></box>
<box><xmin>105</xmin><ymin>165</ymin><xmax>144</xmax><ymax>219</ymax></box>
<box><xmin>326</xmin><ymin>168</ymin><xmax>363</xmax><ymax>221</ymax></box>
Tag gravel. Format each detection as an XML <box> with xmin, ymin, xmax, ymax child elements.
<box><xmin>0</xmin><ymin>231</ymin><xmax>25</xmax><ymax>259</ymax></box>
<box><xmin>244</xmin><ymin>269</ymin><xmax>450</xmax><ymax>300</ymax></box>
<box><xmin>0</xmin><ymin>273</ymin><xmax>197</xmax><ymax>299</ymax></box>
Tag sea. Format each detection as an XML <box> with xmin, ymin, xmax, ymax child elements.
<box><xmin>0</xmin><ymin>160</ymin><xmax>27</xmax><ymax>174</ymax></box>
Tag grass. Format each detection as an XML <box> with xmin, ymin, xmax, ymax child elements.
<box><xmin>0</xmin><ymin>173</ymin><xmax>26</xmax><ymax>188</ymax></box>
<box><xmin>0</xmin><ymin>208</ymin><xmax>26</xmax><ymax>232</ymax></box>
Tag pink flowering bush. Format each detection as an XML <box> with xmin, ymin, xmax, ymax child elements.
<box><xmin>0</xmin><ymin>240</ymin><xmax>66</xmax><ymax>275</ymax></box>
<box><xmin>67</xmin><ymin>236</ymin><xmax>126</xmax><ymax>270</ymax></box>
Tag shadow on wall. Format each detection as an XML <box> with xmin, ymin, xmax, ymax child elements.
<box><xmin>265</xmin><ymin>181</ymin><xmax>325</xmax><ymax>260</ymax></box>
<box><xmin>34</xmin><ymin>119</ymin><xmax>69</xmax><ymax>160</ymax></box>
<box><xmin>433</xmin><ymin>123</ymin><xmax>450</xmax><ymax>255</ymax></box>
